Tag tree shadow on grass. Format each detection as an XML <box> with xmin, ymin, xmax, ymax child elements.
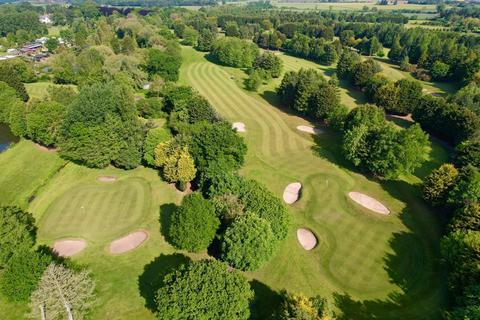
<box><xmin>249</xmin><ymin>280</ymin><xmax>282</xmax><ymax>320</ymax></box>
<box><xmin>334</xmin><ymin>178</ymin><xmax>448</xmax><ymax>319</ymax></box>
<box><xmin>138</xmin><ymin>253</ymin><xmax>191</xmax><ymax>312</ymax></box>
<box><xmin>159</xmin><ymin>203</ymin><xmax>177</xmax><ymax>245</ymax></box>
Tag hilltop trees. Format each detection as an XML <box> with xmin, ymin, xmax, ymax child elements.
<box><xmin>156</xmin><ymin>260</ymin><xmax>253</xmax><ymax>320</ymax></box>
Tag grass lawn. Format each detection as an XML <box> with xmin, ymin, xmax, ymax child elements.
<box><xmin>25</xmin><ymin>82</ymin><xmax>77</xmax><ymax>100</ymax></box>
<box><xmin>0</xmin><ymin>146</ymin><xmax>192</xmax><ymax>320</ymax></box>
<box><xmin>180</xmin><ymin>46</ymin><xmax>449</xmax><ymax>318</ymax></box>
<box><xmin>0</xmin><ymin>140</ymin><xmax>65</xmax><ymax>208</ymax></box>
<box><xmin>0</xmin><ymin>45</ymin><xmax>450</xmax><ymax>319</ymax></box>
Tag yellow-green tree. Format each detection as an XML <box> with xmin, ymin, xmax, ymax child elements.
<box><xmin>154</xmin><ymin>140</ymin><xmax>173</xmax><ymax>167</ymax></box>
<box><xmin>163</xmin><ymin>146</ymin><xmax>197</xmax><ymax>191</ymax></box>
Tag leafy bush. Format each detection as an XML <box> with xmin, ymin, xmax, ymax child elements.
<box><xmin>221</xmin><ymin>214</ymin><xmax>276</xmax><ymax>271</ymax></box>
<box><xmin>168</xmin><ymin>193</ymin><xmax>219</xmax><ymax>252</ymax></box>
<box><xmin>449</xmin><ymin>203</ymin><xmax>480</xmax><ymax>232</ymax></box>
<box><xmin>276</xmin><ymin>290</ymin><xmax>333</xmax><ymax>320</ymax></box>
<box><xmin>26</xmin><ymin>101</ymin><xmax>66</xmax><ymax>146</ymax></box>
<box><xmin>211</xmin><ymin>37</ymin><xmax>259</xmax><ymax>68</ymax></box>
<box><xmin>156</xmin><ymin>259</ymin><xmax>253</xmax><ymax>320</ymax></box>
<box><xmin>448</xmin><ymin>165</ymin><xmax>480</xmax><ymax>206</ymax></box>
<box><xmin>143</xmin><ymin>126</ymin><xmax>172</xmax><ymax>166</ymax></box>
<box><xmin>253</xmin><ymin>52</ymin><xmax>283</xmax><ymax>78</ymax></box>
<box><xmin>0</xmin><ymin>206</ymin><xmax>36</xmax><ymax>267</ymax></box>
<box><xmin>0</xmin><ymin>249</ymin><xmax>52</xmax><ymax>302</ymax></box>
<box><xmin>422</xmin><ymin>164</ymin><xmax>459</xmax><ymax>207</ymax></box>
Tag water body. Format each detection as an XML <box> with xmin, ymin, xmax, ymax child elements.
<box><xmin>0</xmin><ymin>123</ymin><xmax>18</xmax><ymax>153</ymax></box>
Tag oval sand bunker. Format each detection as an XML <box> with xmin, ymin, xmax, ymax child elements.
<box><xmin>109</xmin><ymin>231</ymin><xmax>148</xmax><ymax>254</ymax></box>
<box><xmin>232</xmin><ymin>122</ymin><xmax>246</xmax><ymax>133</ymax></box>
<box><xmin>283</xmin><ymin>182</ymin><xmax>302</xmax><ymax>204</ymax></box>
<box><xmin>53</xmin><ymin>239</ymin><xmax>87</xmax><ymax>257</ymax></box>
<box><xmin>297</xmin><ymin>228</ymin><xmax>317</xmax><ymax>250</ymax></box>
<box><xmin>348</xmin><ymin>192</ymin><xmax>390</xmax><ymax>215</ymax></box>
<box><xmin>98</xmin><ymin>176</ymin><xmax>116</xmax><ymax>182</ymax></box>
<box><xmin>297</xmin><ymin>125</ymin><xmax>322</xmax><ymax>135</ymax></box>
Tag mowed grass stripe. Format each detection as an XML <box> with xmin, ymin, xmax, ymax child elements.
<box><xmin>187</xmin><ymin>62</ymin><xmax>279</xmax><ymax>157</ymax></box>
<box><xmin>39</xmin><ymin>178</ymin><xmax>150</xmax><ymax>242</ymax></box>
<box><xmin>200</xmin><ymin>61</ymin><xmax>306</xmax><ymax>158</ymax></box>
<box><xmin>210</xmin><ymin>64</ymin><xmax>306</xmax><ymax>156</ymax></box>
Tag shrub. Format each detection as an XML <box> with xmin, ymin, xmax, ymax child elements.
<box><xmin>245</xmin><ymin>69</ymin><xmax>264</xmax><ymax>91</ymax></box>
<box><xmin>156</xmin><ymin>259</ymin><xmax>253</xmax><ymax>320</ymax></box>
<box><xmin>449</xmin><ymin>203</ymin><xmax>480</xmax><ymax>232</ymax></box>
<box><xmin>221</xmin><ymin>214</ymin><xmax>276</xmax><ymax>271</ymax></box>
<box><xmin>431</xmin><ymin>60</ymin><xmax>450</xmax><ymax>80</ymax></box>
<box><xmin>186</xmin><ymin>121</ymin><xmax>247</xmax><ymax>175</ymax></box>
<box><xmin>144</xmin><ymin>127</ymin><xmax>171</xmax><ymax>166</ymax></box>
<box><xmin>26</xmin><ymin>101</ymin><xmax>66</xmax><ymax>146</ymax></box>
<box><xmin>212</xmin><ymin>193</ymin><xmax>245</xmax><ymax>224</ymax></box>
<box><xmin>455</xmin><ymin>138</ymin><xmax>480</xmax><ymax>168</ymax></box>
<box><xmin>253</xmin><ymin>52</ymin><xmax>283</xmax><ymax>78</ymax></box>
<box><xmin>169</xmin><ymin>193</ymin><xmax>219</xmax><ymax>252</ymax></box>
<box><xmin>0</xmin><ymin>249</ymin><xmax>52</xmax><ymax>302</ymax></box>
<box><xmin>0</xmin><ymin>63</ymin><xmax>29</xmax><ymax>101</ymax></box>
<box><xmin>136</xmin><ymin>97</ymin><xmax>165</xmax><ymax>119</ymax></box>
<box><xmin>0</xmin><ymin>206</ymin><xmax>36</xmax><ymax>267</ymax></box>
<box><xmin>211</xmin><ymin>37</ymin><xmax>259</xmax><ymax>68</ymax></box>
<box><xmin>422</xmin><ymin>164</ymin><xmax>459</xmax><ymax>207</ymax></box>
<box><xmin>448</xmin><ymin>165</ymin><xmax>480</xmax><ymax>206</ymax></box>
<box><xmin>276</xmin><ymin>290</ymin><xmax>333</xmax><ymax>320</ymax></box>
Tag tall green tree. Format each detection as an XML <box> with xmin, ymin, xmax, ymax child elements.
<box><xmin>168</xmin><ymin>193</ymin><xmax>219</xmax><ymax>252</ymax></box>
<box><xmin>156</xmin><ymin>260</ymin><xmax>253</xmax><ymax>320</ymax></box>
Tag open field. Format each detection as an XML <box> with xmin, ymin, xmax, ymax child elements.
<box><xmin>180</xmin><ymin>46</ymin><xmax>448</xmax><ymax>318</ymax></box>
<box><xmin>25</xmin><ymin>82</ymin><xmax>77</xmax><ymax>100</ymax></box>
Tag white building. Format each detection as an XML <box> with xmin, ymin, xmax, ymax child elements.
<box><xmin>39</xmin><ymin>15</ymin><xmax>51</xmax><ymax>24</ymax></box>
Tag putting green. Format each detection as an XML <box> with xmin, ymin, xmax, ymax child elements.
<box><xmin>180</xmin><ymin>46</ymin><xmax>447</xmax><ymax>318</ymax></box>
<box><xmin>39</xmin><ymin>177</ymin><xmax>151</xmax><ymax>242</ymax></box>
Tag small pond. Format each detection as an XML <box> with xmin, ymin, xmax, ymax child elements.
<box><xmin>0</xmin><ymin>123</ymin><xmax>18</xmax><ymax>153</ymax></box>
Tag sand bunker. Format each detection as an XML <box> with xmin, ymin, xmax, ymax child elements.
<box><xmin>283</xmin><ymin>182</ymin><xmax>302</xmax><ymax>204</ymax></box>
<box><xmin>35</xmin><ymin>143</ymin><xmax>57</xmax><ymax>152</ymax></box>
<box><xmin>98</xmin><ymin>176</ymin><xmax>116</xmax><ymax>182</ymax></box>
<box><xmin>232</xmin><ymin>122</ymin><xmax>246</xmax><ymax>132</ymax></box>
<box><xmin>297</xmin><ymin>125</ymin><xmax>322</xmax><ymax>135</ymax></box>
<box><xmin>297</xmin><ymin>228</ymin><xmax>317</xmax><ymax>250</ymax></box>
<box><xmin>53</xmin><ymin>239</ymin><xmax>87</xmax><ymax>257</ymax></box>
<box><xmin>109</xmin><ymin>231</ymin><xmax>148</xmax><ymax>254</ymax></box>
<box><xmin>348</xmin><ymin>192</ymin><xmax>390</xmax><ymax>215</ymax></box>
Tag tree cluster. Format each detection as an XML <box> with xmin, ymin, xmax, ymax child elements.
<box><xmin>210</xmin><ymin>37</ymin><xmax>259</xmax><ymax>68</ymax></box>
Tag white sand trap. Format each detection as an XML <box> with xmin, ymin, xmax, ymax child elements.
<box><xmin>283</xmin><ymin>182</ymin><xmax>302</xmax><ymax>204</ymax></box>
<box><xmin>232</xmin><ymin>122</ymin><xmax>246</xmax><ymax>132</ymax></box>
<box><xmin>297</xmin><ymin>228</ymin><xmax>317</xmax><ymax>250</ymax></box>
<box><xmin>297</xmin><ymin>125</ymin><xmax>322</xmax><ymax>135</ymax></box>
<box><xmin>348</xmin><ymin>192</ymin><xmax>390</xmax><ymax>215</ymax></box>
<box><xmin>53</xmin><ymin>239</ymin><xmax>87</xmax><ymax>257</ymax></box>
<box><xmin>109</xmin><ymin>231</ymin><xmax>148</xmax><ymax>254</ymax></box>
<box><xmin>98</xmin><ymin>176</ymin><xmax>116</xmax><ymax>182</ymax></box>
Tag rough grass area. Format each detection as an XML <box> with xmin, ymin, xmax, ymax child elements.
<box><xmin>0</xmin><ymin>140</ymin><xmax>65</xmax><ymax>208</ymax></box>
<box><xmin>25</xmin><ymin>82</ymin><xmax>77</xmax><ymax>100</ymax></box>
<box><xmin>180</xmin><ymin>46</ymin><xmax>448</xmax><ymax>319</ymax></box>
